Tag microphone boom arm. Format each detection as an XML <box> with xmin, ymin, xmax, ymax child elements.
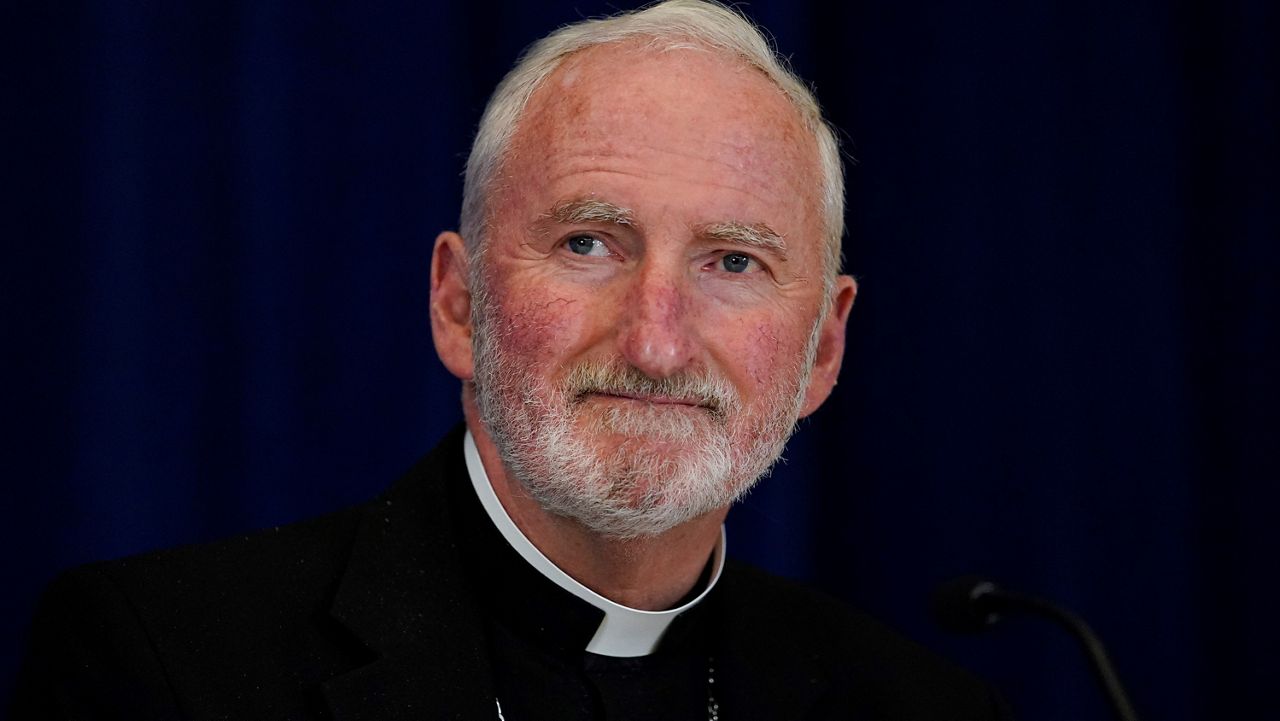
<box><xmin>983</xmin><ymin>586</ymin><xmax>1139</xmax><ymax>721</ymax></box>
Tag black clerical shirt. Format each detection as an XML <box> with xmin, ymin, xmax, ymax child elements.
<box><xmin>445</xmin><ymin>456</ymin><xmax>718</xmax><ymax>721</ymax></box>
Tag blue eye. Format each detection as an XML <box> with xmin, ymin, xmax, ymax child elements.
<box><xmin>566</xmin><ymin>235</ymin><xmax>608</xmax><ymax>256</ymax></box>
<box><xmin>721</xmin><ymin>253</ymin><xmax>753</xmax><ymax>273</ymax></box>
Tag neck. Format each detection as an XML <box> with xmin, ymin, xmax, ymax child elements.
<box><xmin>461</xmin><ymin>390</ymin><xmax>726</xmax><ymax>611</ymax></box>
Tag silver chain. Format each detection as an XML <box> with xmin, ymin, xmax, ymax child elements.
<box><xmin>706</xmin><ymin>655</ymin><xmax>720</xmax><ymax>720</ymax></box>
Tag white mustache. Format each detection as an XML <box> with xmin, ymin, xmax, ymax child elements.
<box><xmin>560</xmin><ymin>361</ymin><xmax>738</xmax><ymax>417</ymax></box>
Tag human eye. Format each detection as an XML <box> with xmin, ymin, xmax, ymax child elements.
<box><xmin>563</xmin><ymin>234</ymin><xmax>611</xmax><ymax>258</ymax></box>
<box><xmin>718</xmin><ymin>252</ymin><xmax>761</xmax><ymax>274</ymax></box>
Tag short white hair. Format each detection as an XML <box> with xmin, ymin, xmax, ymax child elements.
<box><xmin>459</xmin><ymin>0</ymin><xmax>845</xmax><ymax>282</ymax></box>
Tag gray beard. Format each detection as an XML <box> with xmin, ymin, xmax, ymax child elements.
<box><xmin>469</xmin><ymin>281</ymin><xmax>821</xmax><ymax>539</ymax></box>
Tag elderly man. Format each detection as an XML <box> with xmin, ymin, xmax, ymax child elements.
<box><xmin>14</xmin><ymin>2</ymin><xmax>1009</xmax><ymax>719</ymax></box>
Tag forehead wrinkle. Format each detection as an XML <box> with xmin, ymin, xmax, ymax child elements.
<box><xmin>699</xmin><ymin>221</ymin><xmax>789</xmax><ymax>259</ymax></box>
<box><xmin>543</xmin><ymin>139</ymin><xmax>805</xmax><ymax>210</ymax></box>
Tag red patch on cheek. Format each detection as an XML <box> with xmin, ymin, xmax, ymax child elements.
<box><xmin>738</xmin><ymin>322</ymin><xmax>788</xmax><ymax>387</ymax></box>
<box><xmin>492</xmin><ymin>290</ymin><xmax>582</xmax><ymax>363</ymax></box>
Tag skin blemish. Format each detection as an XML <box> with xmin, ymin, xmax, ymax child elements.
<box><xmin>558</xmin><ymin>63</ymin><xmax>581</xmax><ymax>89</ymax></box>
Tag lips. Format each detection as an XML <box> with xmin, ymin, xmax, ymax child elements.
<box><xmin>582</xmin><ymin>390</ymin><xmax>710</xmax><ymax>410</ymax></box>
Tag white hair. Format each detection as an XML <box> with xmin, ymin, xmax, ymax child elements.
<box><xmin>459</xmin><ymin>0</ymin><xmax>845</xmax><ymax>283</ymax></box>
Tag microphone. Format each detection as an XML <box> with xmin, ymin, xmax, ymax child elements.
<box><xmin>932</xmin><ymin>576</ymin><xmax>1140</xmax><ymax>721</ymax></box>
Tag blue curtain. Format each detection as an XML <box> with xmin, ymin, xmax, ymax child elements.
<box><xmin>6</xmin><ymin>2</ymin><xmax>1277</xmax><ymax>719</ymax></box>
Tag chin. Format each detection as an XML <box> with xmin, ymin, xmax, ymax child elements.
<box><xmin>581</xmin><ymin>399</ymin><xmax>722</xmax><ymax>444</ymax></box>
<box><xmin>514</xmin><ymin>421</ymin><xmax>741</xmax><ymax>538</ymax></box>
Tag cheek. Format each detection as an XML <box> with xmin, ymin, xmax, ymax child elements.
<box><xmin>720</xmin><ymin>319</ymin><xmax>794</xmax><ymax>390</ymax></box>
<box><xmin>489</xmin><ymin>285</ymin><xmax>589</xmax><ymax>364</ymax></box>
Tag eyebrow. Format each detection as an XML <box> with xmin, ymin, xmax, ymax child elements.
<box><xmin>699</xmin><ymin>221</ymin><xmax>789</xmax><ymax>260</ymax></box>
<box><xmin>541</xmin><ymin>198</ymin><xmax>637</xmax><ymax>228</ymax></box>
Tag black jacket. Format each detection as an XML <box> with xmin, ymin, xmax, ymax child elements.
<box><xmin>12</xmin><ymin>427</ymin><xmax>1010</xmax><ymax>720</ymax></box>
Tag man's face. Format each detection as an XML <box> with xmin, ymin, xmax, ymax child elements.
<box><xmin>463</xmin><ymin>44</ymin><xmax>848</xmax><ymax>537</ymax></box>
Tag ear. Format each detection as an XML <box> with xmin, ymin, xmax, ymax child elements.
<box><xmin>798</xmin><ymin>275</ymin><xmax>857</xmax><ymax>418</ymax></box>
<box><xmin>430</xmin><ymin>231</ymin><xmax>475</xmax><ymax>381</ymax></box>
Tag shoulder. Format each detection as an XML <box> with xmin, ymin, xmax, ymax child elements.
<box><xmin>12</xmin><ymin>428</ymin><xmax>469</xmax><ymax>719</ymax></box>
<box><xmin>83</xmin><ymin>503</ymin><xmax>365</xmax><ymax>629</ymax></box>
<box><xmin>9</xmin><ymin>507</ymin><xmax>369</xmax><ymax>719</ymax></box>
<box><xmin>40</xmin><ymin>425</ymin><xmax>469</xmax><ymax>638</ymax></box>
<box><xmin>11</xmin><ymin>504</ymin><xmax>371</xmax><ymax>714</ymax></box>
<box><xmin>720</xmin><ymin>561</ymin><xmax>1011</xmax><ymax>720</ymax></box>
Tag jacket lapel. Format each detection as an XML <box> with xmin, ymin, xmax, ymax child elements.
<box><xmin>321</xmin><ymin>428</ymin><xmax>497</xmax><ymax>720</ymax></box>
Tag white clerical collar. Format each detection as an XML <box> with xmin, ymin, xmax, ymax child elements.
<box><xmin>463</xmin><ymin>430</ymin><xmax>726</xmax><ymax>658</ymax></box>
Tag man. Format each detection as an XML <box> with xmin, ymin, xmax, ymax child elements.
<box><xmin>14</xmin><ymin>2</ymin><xmax>1009</xmax><ymax>719</ymax></box>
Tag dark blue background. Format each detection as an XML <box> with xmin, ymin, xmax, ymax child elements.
<box><xmin>6</xmin><ymin>2</ymin><xmax>1277</xmax><ymax>719</ymax></box>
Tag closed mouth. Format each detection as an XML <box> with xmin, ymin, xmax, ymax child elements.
<box><xmin>582</xmin><ymin>390</ymin><xmax>713</xmax><ymax>410</ymax></box>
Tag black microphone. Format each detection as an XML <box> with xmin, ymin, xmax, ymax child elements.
<box><xmin>932</xmin><ymin>576</ymin><xmax>1140</xmax><ymax>721</ymax></box>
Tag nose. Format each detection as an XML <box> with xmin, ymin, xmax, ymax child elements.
<box><xmin>617</xmin><ymin>261</ymin><xmax>697</xmax><ymax>379</ymax></box>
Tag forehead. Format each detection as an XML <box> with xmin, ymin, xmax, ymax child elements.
<box><xmin>497</xmin><ymin>42</ymin><xmax>823</xmax><ymax>243</ymax></box>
